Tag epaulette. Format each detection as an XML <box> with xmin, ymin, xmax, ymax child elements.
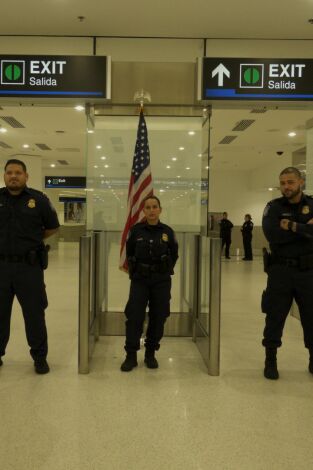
<box><xmin>26</xmin><ymin>187</ymin><xmax>46</xmax><ymax>197</ymax></box>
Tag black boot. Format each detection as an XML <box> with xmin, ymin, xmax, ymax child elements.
<box><xmin>309</xmin><ymin>349</ymin><xmax>313</xmax><ymax>375</ymax></box>
<box><xmin>264</xmin><ymin>348</ymin><xmax>279</xmax><ymax>380</ymax></box>
<box><xmin>34</xmin><ymin>358</ymin><xmax>50</xmax><ymax>374</ymax></box>
<box><xmin>144</xmin><ymin>350</ymin><xmax>158</xmax><ymax>369</ymax></box>
<box><xmin>120</xmin><ymin>352</ymin><xmax>138</xmax><ymax>372</ymax></box>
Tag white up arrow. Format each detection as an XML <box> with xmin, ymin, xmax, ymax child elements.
<box><xmin>212</xmin><ymin>63</ymin><xmax>230</xmax><ymax>87</ymax></box>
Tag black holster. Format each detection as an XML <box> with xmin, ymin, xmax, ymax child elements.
<box><xmin>37</xmin><ymin>244</ymin><xmax>50</xmax><ymax>270</ymax></box>
<box><xmin>262</xmin><ymin>247</ymin><xmax>271</xmax><ymax>273</ymax></box>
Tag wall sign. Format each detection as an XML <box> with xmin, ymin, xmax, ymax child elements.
<box><xmin>0</xmin><ymin>55</ymin><xmax>111</xmax><ymax>100</ymax></box>
<box><xmin>198</xmin><ymin>57</ymin><xmax>313</xmax><ymax>101</ymax></box>
<box><xmin>45</xmin><ymin>176</ymin><xmax>86</xmax><ymax>188</ymax></box>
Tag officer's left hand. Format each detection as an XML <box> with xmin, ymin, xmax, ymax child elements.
<box><xmin>280</xmin><ymin>219</ymin><xmax>296</xmax><ymax>232</ymax></box>
<box><xmin>280</xmin><ymin>219</ymin><xmax>290</xmax><ymax>230</ymax></box>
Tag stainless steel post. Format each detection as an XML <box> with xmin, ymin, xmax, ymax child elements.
<box><xmin>192</xmin><ymin>234</ymin><xmax>201</xmax><ymax>342</ymax></box>
<box><xmin>78</xmin><ymin>235</ymin><xmax>91</xmax><ymax>374</ymax></box>
<box><xmin>208</xmin><ymin>237</ymin><xmax>221</xmax><ymax>376</ymax></box>
<box><xmin>93</xmin><ymin>231</ymin><xmax>104</xmax><ymax>341</ymax></box>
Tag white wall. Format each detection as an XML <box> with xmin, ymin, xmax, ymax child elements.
<box><xmin>209</xmin><ymin>166</ymin><xmax>282</xmax><ymax>226</ymax></box>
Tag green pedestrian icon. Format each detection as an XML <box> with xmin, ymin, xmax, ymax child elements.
<box><xmin>243</xmin><ymin>67</ymin><xmax>260</xmax><ymax>85</ymax></box>
<box><xmin>4</xmin><ymin>64</ymin><xmax>22</xmax><ymax>81</ymax></box>
<box><xmin>240</xmin><ymin>64</ymin><xmax>263</xmax><ymax>88</ymax></box>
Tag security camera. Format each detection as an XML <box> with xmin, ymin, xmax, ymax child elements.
<box><xmin>276</xmin><ymin>151</ymin><xmax>284</xmax><ymax>156</ymax></box>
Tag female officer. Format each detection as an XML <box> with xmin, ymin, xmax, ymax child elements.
<box><xmin>241</xmin><ymin>214</ymin><xmax>254</xmax><ymax>260</ymax></box>
<box><xmin>121</xmin><ymin>196</ymin><xmax>178</xmax><ymax>372</ymax></box>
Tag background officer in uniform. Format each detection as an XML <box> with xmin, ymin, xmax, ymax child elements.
<box><xmin>0</xmin><ymin>159</ymin><xmax>59</xmax><ymax>374</ymax></box>
<box><xmin>219</xmin><ymin>212</ymin><xmax>233</xmax><ymax>259</ymax></box>
<box><xmin>121</xmin><ymin>195</ymin><xmax>178</xmax><ymax>372</ymax></box>
<box><xmin>241</xmin><ymin>214</ymin><xmax>254</xmax><ymax>260</ymax></box>
<box><xmin>262</xmin><ymin>167</ymin><xmax>313</xmax><ymax>380</ymax></box>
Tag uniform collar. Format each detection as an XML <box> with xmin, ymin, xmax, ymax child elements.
<box><xmin>4</xmin><ymin>185</ymin><xmax>30</xmax><ymax>197</ymax></box>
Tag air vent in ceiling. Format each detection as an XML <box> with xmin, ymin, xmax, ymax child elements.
<box><xmin>0</xmin><ymin>141</ymin><xmax>12</xmax><ymax>149</ymax></box>
<box><xmin>0</xmin><ymin>116</ymin><xmax>25</xmax><ymax>128</ymax></box>
<box><xmin>55</xmin><ymin>130</ymin><xmax>65</xmax><ymax>133</ymax></box>
<box><xmin>36</xmin><ymin>143</ymin><xmax>51</xmax><ymax>150</ymax></box>
<box><xmin>250</xmin><ymin>108</ymin><xmax>267</xmax><ymax>113</ymax></box>
<box><xmin>232</xmin><ymin>120</ymin><xmax>255</xmax><ymax>131</ymax></box>
<box><xmin>57</xmin><ymin>160</ymin><xmax>69</xmax><ymax>165</ymax></box>
<box><xmin>219</xmin><ymin>136</ymin><xmax>237</xmax><ymax>144</ymax></box>
<box><xmin>56</xmin><ymin>147</ymin><xmax>80</xmax><ymax>152</ymax></box>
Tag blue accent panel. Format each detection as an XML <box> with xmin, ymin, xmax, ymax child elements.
<box><xmin>205</xmin><ymin>89</ymin><xmax>313</xmax><ymax>99</ymax></box>
<box><xmin>45</xmin><ymin>185</ymin><xmax>86</xmax><ymax>188</ymax></box>
<box><xmin>0</xmin><ymin>90</ymin><xmax>103</xmax><ymax>96</ymax></box>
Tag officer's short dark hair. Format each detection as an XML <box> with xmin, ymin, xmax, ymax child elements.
<box><xmin>223</xmin><ymin>212</ymin><xmax>227</xmax><ymax>216</ymax></box>
<box><xmin>5</xmin><ymin>159</ymin><xmax>27</xmax><ymax>172</ymax></box>
<box><xmin>143</xmin><ymin>195</ymin><xmax>161</xmax><ymax>208</ymax></box>
<box><xmin>279</xmin><ymin>167</ymin><xmax>302</xmax><ymax>179</ymax></box>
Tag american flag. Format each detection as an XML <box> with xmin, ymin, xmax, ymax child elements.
<box><xmin>119</xmin><ymin>110</ymin><xmax>153</xmax><ymax>271</ymax></box>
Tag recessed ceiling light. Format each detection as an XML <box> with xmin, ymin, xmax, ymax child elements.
<box><xmin>94</xmin><ymin>165</ymin><xmax>98</xmax><ymax>168</ymax></box>
<box><xmin>101</xmin><ymin>156</ymin><xmax>106</xmax><ymax>160</ymax></box>
<box><xmin>176</xmin><ymin>175</ymin><xmax>181</xmax><ymax>178</ymax></box>
<box><xmin>288</xmin><ymin>132</ymin><xmax>296</xmax><ymax>137</ymax></box>
<box><xmin>104</xmin><ymin>164</ymin><xmax>109</xmax><ymax>168</ymax></box>
<box><xmin>198</xmin><ymin>153</ymin><xmax>202</xmax><ymax>157</ymax></box>
<box><xmin>87</xmin><ymin>130</ymin><xmax>94</xmax><ymax>134</ymax></box>
<box><xmin>0</xmin><ymin>127</ymin><xmax>7</xmax><ymax>133</ymax></box>
<box><xmin>188</xmin><ymin>131</ymin><xmax>195</xmax><ymax>136</ymax></box>
<box><xmin>205</xmin><ymin>166</ymin><xmax>209</xmax><ymax>169</ymax></box>
<box><xmin>160</xmin><ymin>189</ymin><xmax>165</xmax><ymax>192</ymax></box>
<box><xmin>166</xmin><ymin>165</ymin><xmax>171</xmax><ymax>169</ymax></box>
<box><xmin>171</xmin><ymin>157</ymin><xmax>177</xmax><ymax>161</ymax></box>
<box><xmin>75</xmin><ymin>105</ymin><xmax>85</xmax><ymax>111</ymax></box>
<box><xmin>268</xmin><ymin>187</ymin><xmax>273</xmax><ymax>191</ymax></box>
<box><xmin>96</xmin><ymin>145</ymin><xmax>102</xmax><ymax>149</ymax></box>
<box><xmin>179</xmin><ymin>147</ymin><xmax>185</xmax><ymax>151</ymax></box>
<box><xmin>50</xmin><ymin>164</ymin><xmax>56</xmax><ymax>168</ymax></box>
<box><xmin>23</xmin><ymin>144</ymin><xmax>30</xmax><ymax>148</ymax></box>
<box><xmin>100</xmin><ymin>174</ymin><xmax>104</xmax><ymax>177</ymax></box>
<box><xmin>185</xmin><ymin>167</ymin><xmax>190</xmax><ymax>170</ymax></box>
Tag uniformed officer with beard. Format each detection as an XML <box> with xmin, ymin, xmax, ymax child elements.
<box><xmin>121</xmin><ymin>195</ymin><xmax>178</xmax><ymax>372</ymax></box>
<box><xmin>0</xmin><ymin>159</ymin><xmax>59</xmax><ymax>374</ymax></box>
<box><xmin>262</xmin><ymin>167</ymin><xmax>313</xmax><ymax>380</ymax></box>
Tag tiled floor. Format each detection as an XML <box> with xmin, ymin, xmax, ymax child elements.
<box><xmin>0</xmin><ymin>244</ymin><xmax>312</xmax><ymax>470</ymax></box>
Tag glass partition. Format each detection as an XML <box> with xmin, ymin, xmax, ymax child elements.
<box><xmin>86</xmin><ymin>114</ymin><xmax>203</xmax><ymax>233</ymax></box>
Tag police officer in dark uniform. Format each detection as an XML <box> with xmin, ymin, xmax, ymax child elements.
<box><xmin>262</xmin><ymin>167</ymin><xmax>313</xmax><ymax>380</ymax></box>
<box><xmin>241</xmin><ymin>214</ymin><xmax>253</xmax><ymax>260</ymax></box>
<box><xmin>219</xmin><ymin>212</ymin><xmax>234</xmax><ymax>259</ymax></box>
<box><xmin>0</xmin><ymin>159</ymin><xmax>59</xmax><ymax>374</ymax></box>
<box><xmin>121</xmin><ymin>195</ymin><xmax>178</xmax><ymax>372</ymax></box>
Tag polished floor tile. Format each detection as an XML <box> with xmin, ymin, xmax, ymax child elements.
<box><xmin>0</xmin><ymin>244</ymin><xmax>312</xmax><ymax>470</ymax></box>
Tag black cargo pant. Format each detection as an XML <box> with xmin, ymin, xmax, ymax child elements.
<box><xmin>243</xmin><ymin>235</ymin><xmax>253</xmax><ymax>260</ymax></box>
<box><xmin>261</xmin><ymin>264</ymin><xmax>313</xmax><ymax>349</ymax></box>
<box><xmin>124</xmin><ymin>276</ymin><xmax>171</xmax><ymax>353</ymax></box>
<box><xmin>221</xmin><ymin>236</ymin><xmax>231</xmax><ymax>258</ymax></box>
<box><xmin>0</xmin><ymin>260</ymin><xmax>48</xmax><ymax>360</ymax></box>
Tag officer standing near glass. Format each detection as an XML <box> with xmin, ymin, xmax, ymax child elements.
<box><xmin>241</xmin><ymin>214</ymin><xmax>254</xmax><ymax>260</ymax></box>
<box><xmin>0</xmin><ymin>159</ymin><xmax>59</xmax><ymax>374</ymax></box>
<box><xmin>262</xmin><ymin>167</ymin><xmax>313</xmax><ymax>380</ymax></box>
<box><xmin>219</xmin><ymin>212</ymin><xmax>234</xmax><ymax>259</ymax></box>
<box><xmin>121</xmin><ymin>195</ymin><xmax>178</xmax><ymax>372</ymax></box>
